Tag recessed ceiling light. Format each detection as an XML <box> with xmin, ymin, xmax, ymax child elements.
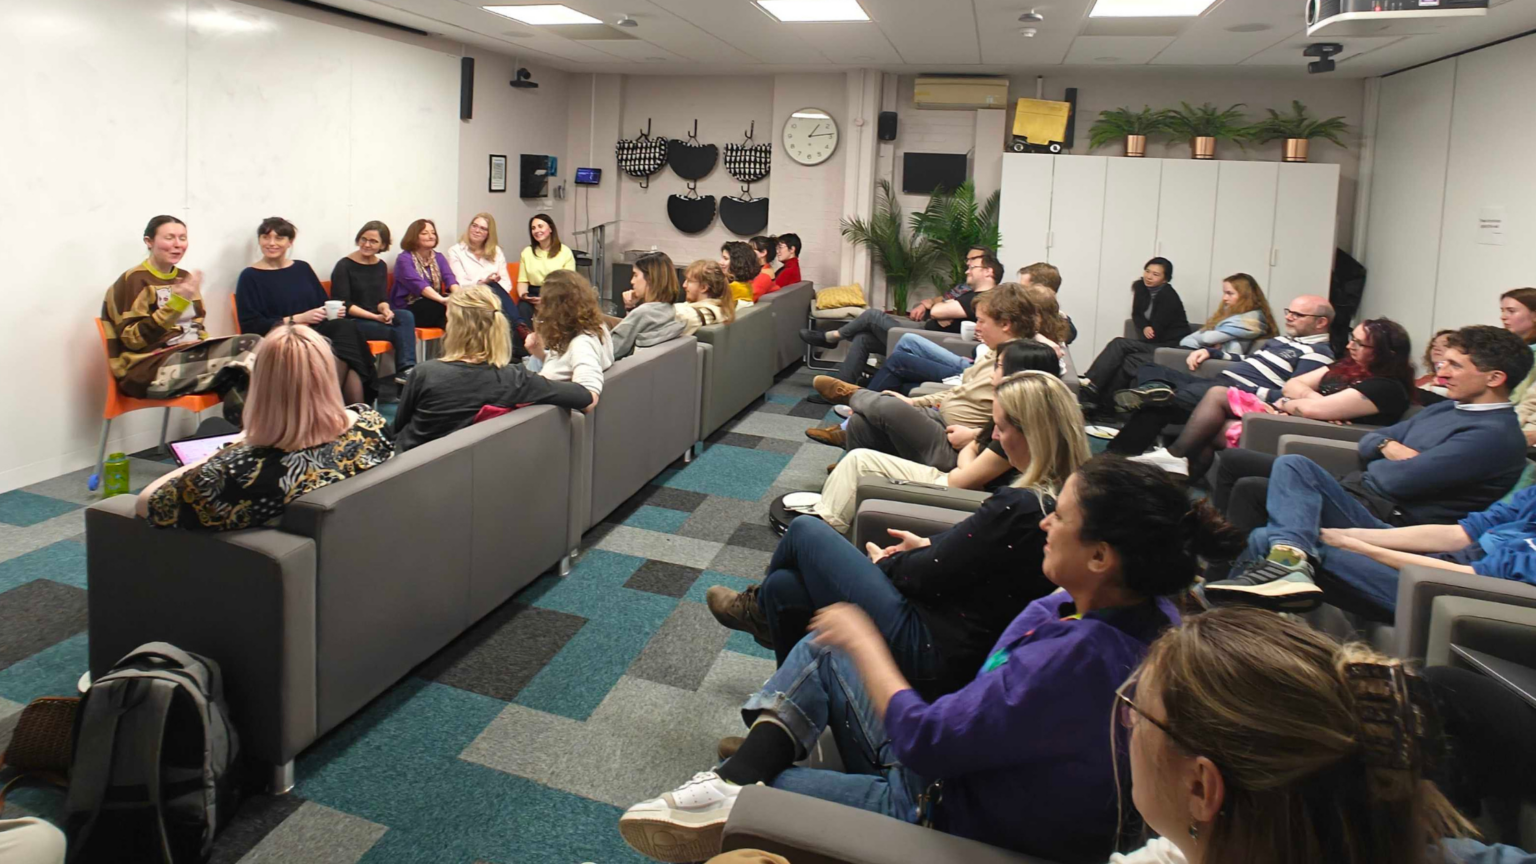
<box><xmin>753</xmin><ymin>0</ymin><xmax>870</xmax><ymax>23</ymax></box>
<box><xmin>483</xmin><ymin>5</ymin><xmax>602</xmax><ymax>25</ymax></box>
<box><xmin>1225</xmin><ymin>22</ymin><xmax>1272</xmax><ymax>32</ymax></box>
<box><xmin>1089</xmin><ymin>0</ymin><xmax>1218</xmax><ymax>17</ymax></box>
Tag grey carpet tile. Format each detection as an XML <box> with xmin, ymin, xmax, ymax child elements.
<box><xmin>788</xmin><ymin>399</ymin><xmax>837</xmax><ymax>419</ymax></box>
<box><xmin>622</xmin><ymin>560</ymin><xmax>703</xmax><ymax>599</ymax></box>
<box><xmin>209</xmin><ymin>794</ymin><xmax>309</xmax><ymax>864</ymax></box>
<box><xmin>236</xmin><ymin>802</ymin><xmax>386</xmax><ymax>864</ymax></box>
<box><xmin>754</xmin><ymin>401</ymin><xmax>793</xmax><ymax>415</ymax></box>
<box><xmin>626</xmin><ymin>601</ymin><xmax>730</xmax><ymax>691</ymax></box>
<box><xmin>767</xmin><ymin>380</ymin><xmax>815</xmax><ymax>400</ymax></box>
<box><xmin>708</xmin><ymin>544</ymin><xmax>772</xmax><ymax>581</ymax></box>
<box><xmin>0</xmin><ymin>579</ymin><xmax>87</xmax><ymax>669</ymax></box>
<box><xmin>577</xmin><ymin>520</ymin><xmax>619</xmax><ymax>549</ymax></box>
<box><xmin>626</xmin><ymin>485</ymin><xmax>710</xmax><ymax>514</ymax></box>
<box><xmin>21</xmin><ymin>459</ymin><xmax>176</xmax><ymax>508</ymax></box>
<box><xmin>0</xmin><ymin>511</ymin><xmax>89</xmax><ymax>563</ymax></box>
<box><xmin>416</xmin><ymin>603</ymin><xmax>587</xmax><ymax>703</ymax></box>
<box><xmin>723</xmin><ymin>413</ymin><xmax>836</xmax><ymax>443</ymax></box>
<box><xmin>592</xmin><ymin>526</ymin><xmax>723</xmax><ymax>569</ymax></box>
<box><xmin>755</xmin><ymin>437</ymin><xmax>804</xmax><ymax>455</ymax></box>
<box><xmin>726</xmin><ymin>522</ymin><xmax>783</xmax><ymax>554</ymax></box>
<box><xmin>708</xmin><ymin>432</ymin><xmax>767</xmax><ymax>449</ymax></box>
<box><xmin>776</xmin><ymin>442</ymin><xmax>845</xmax><ymax>490</ymax></box>
<box><xmin>675</xmin><ymin>495</ymin><xmax>770</xmax><ymax>544</ymax></box>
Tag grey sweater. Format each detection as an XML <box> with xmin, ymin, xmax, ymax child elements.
<box><xmin>611</xmin><ymin>302</ymin><xmax>687</xmax><ymax>360</ymax></box>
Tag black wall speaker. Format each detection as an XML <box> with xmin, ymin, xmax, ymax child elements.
<box><xmin>1062</xmin><ymin>87</ymin><xmax>1078</xmax><ymax>148</ymax></box>
<box><xmin>878</xmin><ymin>111</ymin><xmax>898</xmax><ymax>142</ymax></box>
<box><xmin>460</xmin><ymin>57</ymin><xmax>474</xmax><ymax>121</ymax></box>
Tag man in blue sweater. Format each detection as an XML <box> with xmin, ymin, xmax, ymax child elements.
<box><xmin>1202</xmin><ymin>325</ymin><xmax>1532</xmax><ymax>612</ymax></box>
<box><xmin>1106</xmin><ymin>295</ymin><xmax>1335</xmax><ymax>458</ymax></box>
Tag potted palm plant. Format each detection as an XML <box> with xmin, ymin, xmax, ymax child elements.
<box><xmin>1088</xmin><ymin>106</ymin><xmax>1171</xmax><ymax>158</ymax></box>
<box><xmin>1247</xmin><ymin>100</ymin><xmax>1351</xmax><ymax>163</ymax></box>
<box><xmin>909</xmin><ymin>179</ymin><xmax>1001</xmax><ymax>294</ymax></box>
<box><xmin>1164</xmin><ymin>102</ymin><xmax>1249</xmax><ymax>160</ymax></box>
<box><xmin>841</xmin><ymin>179</ymin><xmax>942</xmax><ymax>314</ymax></box>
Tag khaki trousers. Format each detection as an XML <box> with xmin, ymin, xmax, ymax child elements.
<box><xmin>815</xmin><ymin>448</ymin><xmax>947</xmax><ymax>532</ymax></box>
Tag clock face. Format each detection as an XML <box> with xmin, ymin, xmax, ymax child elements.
<box><xmin>783</xmin><ymin>109</ymin><xmax>838</xmax><ymax>166</ymax></box>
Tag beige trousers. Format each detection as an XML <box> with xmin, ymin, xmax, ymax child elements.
<box><xmin>0</xmin><ymin>819</ymin><xmax>65</xmax><ymax>864</ymax></box>
<box><xmin>707</xmin><ymin>851</ymin><xmax>791</xmax><ymax>864</ymax></box>
<box><xmin>815</xmin><ymin>448</ymin><xmax>947</xmax><ymax>532</ymax></box>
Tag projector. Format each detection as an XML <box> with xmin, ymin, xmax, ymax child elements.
<box><xmin>1307</xmin><ymin>0</ymin><xmax>1487</xmax><ymax>38</ymax></box>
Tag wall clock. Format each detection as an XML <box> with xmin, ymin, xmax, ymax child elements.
<box><xmin>783</xmin><ymin>108</ymin><xmax>838</xmax><ymax>166</ymax></box>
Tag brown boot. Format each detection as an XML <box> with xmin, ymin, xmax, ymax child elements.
<box><xmin>804</xmin><ymin>424</ymin><xmax>846</xmax><ymax>447</ymax></box>
<box><xmin>812</xmin><ymin>375</ymin><xmax>862</xmax><ymax>406</ymax></box>
<box><xmin>717</xmin><ymin>736</ymin><xmax>745</xmax><ymax>761</ymax></box>
<box><xmin>705</xmin><ymin>585</ymin><xmax>774</xmax><ymax>649</ymax></box>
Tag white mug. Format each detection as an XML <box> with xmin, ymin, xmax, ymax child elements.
<box><xmin>960</xmin><ymin>321</ymin><xmax>977</xmax><ymax>341</ymax></box>
<box><xmin>324</xmin><ymin>300</ymin><xmax>344</xmax><ymax>320</ymax></box>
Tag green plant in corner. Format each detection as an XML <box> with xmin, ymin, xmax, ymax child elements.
<box><xmin>1247</xmin><ymin>100</ymin><xmax>1350</xmax><ymax>147</ymax></box>
<box><xmin>841</xmin><ymin>179</ymin><xmax>941</xmax><ymax>314</ymax></box>
<box><xmin>1088</xmin><ymin>106</ymin><xmax>1172</xmax><ymax>150</ymax></box>
<box><xmin>908</xmin><ymin>179</ymin><xmax>1001</xmax><ymax>294</ymax></box>
<box><xmin>1164</xmin><ymin>101</ymin><xmax>1251</xmax><ymax>145</ymax></box>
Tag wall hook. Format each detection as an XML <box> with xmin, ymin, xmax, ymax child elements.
<box><xmin>743</xmin><ymin>121</ymin><xmax>755</xmax><ymax>141</ymax></box>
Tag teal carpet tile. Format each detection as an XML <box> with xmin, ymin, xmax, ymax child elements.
<box><xmin>0</xmin><ymin>540</ymin><xmax>87</xmax><ymax>592</ymax></box>
<box><xmin>618</xmin><ymin>504</ymin><xmax>691</xmax><ymax>533</ymax></box>
<box><xmin>655</xmin><ymin>444</ymin><xmax>793</xmax><ymax>501</ymax></box>
<box><xmin>0</xmin><ymin>490</ymin><xmax>80</xmax><ymax>528</ymax></box>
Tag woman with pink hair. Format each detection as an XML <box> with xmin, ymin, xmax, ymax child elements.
<box><xmin>137</xmin><ymin>324</ymin><xmax>393</xmax><ymax>531</ymax></box>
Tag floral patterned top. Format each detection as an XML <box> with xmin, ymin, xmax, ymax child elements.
<box><xmin>148</xmin><ymin>406</ymin><xmax>392</xmax><ymax>531</ymax></box>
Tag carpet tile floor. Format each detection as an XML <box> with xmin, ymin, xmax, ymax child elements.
<box><xmin>0</xmin><ymin>365</ymin><xmax>846</xmax><ymax>863</ymax></box>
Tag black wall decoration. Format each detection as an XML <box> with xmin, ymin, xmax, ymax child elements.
<box><xmin>667</xmin><ymin>120</ymin><xmax>718</xmax><ymax>180</ymax></box>
<box><xmin>667</xmin><ymin>184</ymin><xmax>717</xmax><ymax>234</ymax></box>
<box><xmin>615</xmin><ymin>119</ymin><xmax>667</xmax><ymax>189</ymax></box>
<box><xmin>721</xmin><ymin>121</ymin><xmax>770</xmax><ymax>235</ymax></box>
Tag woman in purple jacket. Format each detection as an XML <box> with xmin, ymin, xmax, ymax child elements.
<box><xmin>619</xmin><ymin>456</ymin><xmax>1243</xmax><ymax>864</ymax></box>
<box><xmin>391</xmin><ymin>218</ymin><xmax>458</xmax><ymax>329</ymax></box>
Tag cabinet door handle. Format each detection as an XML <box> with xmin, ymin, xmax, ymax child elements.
<box><xmin>1270</xmin><ymin>248</ymin><xmax>1279</xmax><ymax>267</ymax></box>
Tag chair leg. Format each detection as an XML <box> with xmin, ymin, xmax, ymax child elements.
<box><xmin>682</xmin><ymin>447</ymin><xmax>693</xmax><ymax>464</ymax></box>
<box><xmin>158</xmin><ymin>407</ymin><xmax>172</xmax><ymax>454</ymax></box>
<box><xmin>89</xmin><ymin>419</ymin><xmax>112</xmax><ymax>491</ymax></box>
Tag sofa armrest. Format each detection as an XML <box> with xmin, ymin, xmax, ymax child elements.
<box><xmin>1395</xmin><ymin>564</ymin><xmax>1536</xmax><ymax>660</ymax></box>
<box><xmin>721</xmin><ymin>786</ymin><xmax>1051</xmax><ymax>864</ymax></box>
<box><xmin>1150</xmin><ymin>347</ymin><xmax>1238</xmax><ymax>381</ymax></box>
<box><xmin>853</xmin><ymin>500</ymin><xmax>972</xmax><ymax>549</ymax></box>
<box><xmin>1424</xmin><ymin>596</ymin><xmax>1536</xmax><ymax>668</ymax></box>
<box><xmin>885</xmin><ymin>327</ymin><xmax>969</xmax><ymax>358</ymax></box>
<box><xmin>1240</xmin><ymin>415</ymin><xmax>1374</xmax><ymax>455</ymax></box>
<box><xmin>1276</xmin><ymin>435</ymin><xmax>1362</xmax><ymax>476</ymax></box>
<box><xmin>854</xmin><ymin>475</ymin><xmax>989</xmax><ymax>518</ymax></box>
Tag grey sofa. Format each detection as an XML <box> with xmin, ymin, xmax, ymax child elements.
<box><xmin>571</xmin><ymin>336</ymin><xmax>700</xmax><ymax>533</ymax></box>
<box><xmin>756</xmin><ymin>280</ymin><xmax>814</xmax><ymax>372</ymax></box>
<box><xmin>85</xmin><ymin>404</ymin><xmax>578</xmax><ymax>787</ymax></box>
<box><xmin>696</xmin><ymin>303</ymin><xmax>776</xmax><ymax>439</ymax></box>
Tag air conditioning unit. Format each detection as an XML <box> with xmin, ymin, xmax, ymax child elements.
<box><xmin>913</xmin><ymin>77</ymin><xmax>1010</xmax><ymax>110</ymax></box>
<box><xmin>1306</xmin><ymin>0</ymin><xmax>1487</xmax><ymax>37</ymax></box>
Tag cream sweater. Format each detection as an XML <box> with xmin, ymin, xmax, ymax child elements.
<box><xmin>537</xmin><ymin>328</ymin><xmax>614</xmax><ymax>394</ymax></box>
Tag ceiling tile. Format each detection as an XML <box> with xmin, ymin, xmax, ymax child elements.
<box><xmin>1151</xmin><ymin>0</ymin><xmax>1298</xmax><ymax>65</ymax></box>
<box><xmin>1063</xmin><ymin>35</ymin><xmax>1177</xmax><ymax>65</ymax></box>
<box><xmin>859</xmin><ymin>0</ymin><xmax>977</xmax><ymax>65</ymax></box>
<box><xmin>976</xmin><ymin>0</ymin><xmax>1094</xmax><ymax>66</ymax></box>
<box><xmin>644</xmin><ymin>0</ymin><xmax>831</xmax><ymax>64</ymax></box>
<box><xmin>1241</xmin><ymin>35</ymin><xmax>1404</xmax><ymax>67</ymax></box>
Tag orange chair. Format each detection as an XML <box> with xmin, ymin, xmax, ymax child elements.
<box><xmin>321</xmin><ymin>280</ymin><xmax>391</xmax><ymax>356</ymax></box>
<box><xmin>91</xmin><ymin>318</ymin><xmax>220</xmax><ymax>491</ymax></box>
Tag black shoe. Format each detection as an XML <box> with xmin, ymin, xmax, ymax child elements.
<box><xmin>393</xmin><ymin>366</ymin><xmax>415</xmax><ymax>387</ymax></box>
<box><xmin>1199</xmin><ymin>557</ymin><xmax>1324</xmax><ymax>612</ymax></box>
<box><xmin>799</xmin><ymin>328</ymin><xmax>833</xmax><ymax>349</ymax></box>
<box><xmin>1113</xmin><ymin>382</ymin><xmax>1174</xmax><ymax>413</ymax></box>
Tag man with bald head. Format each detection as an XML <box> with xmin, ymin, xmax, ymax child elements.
<box><xmin>1106</xmin><ymin>294</ymin><xmax>1336</xmax><ymax>459</ymax></box>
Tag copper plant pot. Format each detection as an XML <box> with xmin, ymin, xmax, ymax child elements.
<box><xmin>1283</xmin><ymin>138</ymin><xmax>1311</xmax><ymax>163</ymax></box>
<box><xmin>1191</xmin><ymin>136</ymin><xmax>1216</xmax><ymax>160</ymax></box>
<box><xmin>1124</xmin><ymin>134</ymin><xmax>1147</xmax><ymax>157</ymax></box>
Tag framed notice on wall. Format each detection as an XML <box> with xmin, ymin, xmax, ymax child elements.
<box><xmin>489</xmin><ymin>155</ymin><xmax>507</xmax><ymax>193</ymax></box>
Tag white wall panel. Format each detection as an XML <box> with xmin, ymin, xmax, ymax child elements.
<box><xmin>1360</xmin><ymin>62</ymin><xmax>1454</xmax><ymax>339</ymax></box>
<box><xmin>1095</xmin><ymin>159</ymin><xmax>1162</xmax><ymax>364</ymax></box>
<box><xmin>997</xmin><ymin>154</ymin><xmax>1054</xmax><ymax>274</ymax></box>
<box><xmin>1208</xmin><ymin>161</ymin><xmax>1278</xmax><ymax>318</ymax></box>
<box><xmin>1046</xmin><ymin>156</ymin><xmax>1108</xmax><ymax>370</ymax></box>
<box><xmin>1270</xmin><ymin>163</ymin><xmax>1341</xmax><ymax>316</ymax></box>
<box><xmin>1153</xmin><ymin>160</ymin><xmax>1219</xmax><ymax>325</ymax></box>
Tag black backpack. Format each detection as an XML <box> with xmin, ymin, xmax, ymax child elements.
<box><xmin>65</xmin><ymin>643</ymin><xmax>241</xmax><ymax>863</ymax></box>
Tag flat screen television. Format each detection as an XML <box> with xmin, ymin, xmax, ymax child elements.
<box><xmin>902</xmin><ymin>152</ymin><xmax>968</xmax><ymax>195</ymax></box>
<box><xmin>575</xmin><ymin>167</ymin><xmax>602</xmax><ymax>186</ymax></box>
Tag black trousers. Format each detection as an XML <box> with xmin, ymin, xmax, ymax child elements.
<box><xmin>1426</xmin><ymin>665</ymin><xmax>1536</xmax><ymax>816</ymax></box>
<box><xmin>409</xmin><ymin>296</ymin><xmax>447</xmax><ymax>329</ymax></box>
<box><xmin>1083</xmin><ymin>337</ymin><xmax>1154</xmax><ymax>397</ymax></box>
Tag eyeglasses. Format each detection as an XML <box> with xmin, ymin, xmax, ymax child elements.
<box><xmin>1115</xmin><ymin>676</ymin><xmax>1207</xmax><ymax>759</ymax></box>
<box><xmin>1348</xmin><ymin>335</ymin><xmax>1373</xmax><ymax>349</ymax></box>
<box><xmin>1283</xmin><ymin>309</ymin><xmax>1322</xmax><ymax>319</ymax></box>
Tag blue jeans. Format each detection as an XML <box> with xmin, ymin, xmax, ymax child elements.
<box><xmin>759</xmin><ymin>519</ymin><xmax>939</xmax><ymax>684</ymax></box>
<box><xmin>355</xmin><ymin>307</ymin><xmax>417</xmax><ymax>369</ymax></box>
<box><xmin>866</xmin><ymin>334</ymin><xmax>970</xmax><ymax>395</ymax></box>
<box><xmin>487</xmin><ymin>283</ymin><xmax>524</xmax><ymax>328</ymax></box>
<box><xmin>741</xmin><ymin>635</ymin><xmax>927</xmax><ymax>825</ymax></box>
<box><xmin>1239</xmin><ymin>454</ymin><xmax>1392</xmax><ymax>563</ymax></box>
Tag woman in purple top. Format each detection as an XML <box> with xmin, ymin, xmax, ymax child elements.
<box><xmin>619</xmin><ymin>456</ymin><xmax>1244</xmax><ymax>864</ymax></box>
<box><xmin>391</xmin><ymin>218</ymin><xmax>458</xmax><ymax>329</ymax></box>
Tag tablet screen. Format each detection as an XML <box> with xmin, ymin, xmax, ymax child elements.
<box><xmin>168</xmin><ymin>433</ymin><xmax>242</xmax><ymax>466</ymax></box>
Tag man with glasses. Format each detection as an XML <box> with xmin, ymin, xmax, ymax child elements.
<box><xmin>801</xmin><ymin>255</ymin><xmax>1003</xmax><ymax>389</ymax></box>
<box><xmin>906</xmin><ymin>246</ymin><xmax>993</xmax><ymax>326</ymax></box>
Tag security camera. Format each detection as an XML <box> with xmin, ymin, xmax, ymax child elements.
<box><xmin>1305</xmin><ymin>42</ymin><xmax>1342</xmax><ymax>74</ymax></box>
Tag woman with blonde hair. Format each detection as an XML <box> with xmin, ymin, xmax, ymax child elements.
<box><xmin>1178</xmin><ymin>273</ymin><xmax>1278</xmax><ymax>355</ymax></box>
<box><xmin>137</xmin><ymin>325</ymin><xmax>392</xmax><ymax>531</ymax></box>
<box><xmin>446</xmin><ymin>212</ymin><xmax>520</xmax><ymax>332</ymax></box>
<box><xmin>611</xmin><ymin>251</ymin><xmax>686</xmax><ymax>360</ymax></box>
<box><xmin>1113</xmin><ymin>606</ymin><xmax>1516</xmax><ymax>864</ymax></box>
<box><xmin>525</xmin><ymin>270</ymin><xmax>613</xmax><ymax>396</ymax></box>
<box><xmin>675</xmin><ymin>260</ymin><xmax>745</xmax><ymax>334</ymax></box>
<box><xmin>392</xmin><ymin>285</ymin><xmax>594</xmax><ymax>452</ymax></box>
<box><xmin>710</xmin><ymin>369</ymin><xmax>1093</xmax><ymax>693</ymax></box>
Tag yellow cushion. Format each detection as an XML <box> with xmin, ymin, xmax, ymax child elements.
<box><xmin>814</xmin><ymin>284</ymin><xmax>867</xmax><ymax>311</ymax></box>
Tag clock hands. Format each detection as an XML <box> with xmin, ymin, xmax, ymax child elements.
<box><xmin>808</xmin><ymin>132</ymin><xmax>834</xmax><ymax>138</ymax></box>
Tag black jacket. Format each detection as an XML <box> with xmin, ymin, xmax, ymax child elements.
<box><xmin>392</xmin><ymin>359</ymin><xmax>593</xmax><ymax>452</ymax></box>
<box><xmin>1130</xmin><ymin>281</ymin><xmax>1193</xmax><ymax>347</ymax></box>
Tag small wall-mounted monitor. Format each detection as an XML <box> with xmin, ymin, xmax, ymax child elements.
<box><xmin>575</xmin><ymin>167</ymin><xmax>602</xmax><ymax>186</ymax></box>
<box><xmin>902</xmin><ymin>152</ymin><xmax>968</xmax><ymax>195</ymax></box>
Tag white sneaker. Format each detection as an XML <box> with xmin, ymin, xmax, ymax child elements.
<box><xmin>619</xmin><ymin>771</ymin><xmax>747</xmax><ymax>862</ymax></box>
<box><xmin>1129</xmin><ymin>446</ymin><xmax>1189</xmax><ymax>476</ymax></box>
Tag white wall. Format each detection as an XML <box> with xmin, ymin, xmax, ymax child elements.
<box><xmin>0</xmin><ymin>0</ymin><xmax>576</xmax><ymax>493</ymax></box>
<box><xmin>769</xmin><ymin>74</ymin><xmax>850</xmax><ymax>292</ymax></box>
<box><xmin>1362</xmin><ymin>33</ymin><xmax>1536</xmax><ymax>344</ymax></box>
<box><xmin>458</xmin><ymin>53</ymin><xmax>570</xmax><ymax>246</ymax></box>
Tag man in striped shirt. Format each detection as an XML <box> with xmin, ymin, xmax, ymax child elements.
<box><xmin>1105</xmin><ymin>294</ymin><xmax>1335</xmax><ymax>458</ymax></box>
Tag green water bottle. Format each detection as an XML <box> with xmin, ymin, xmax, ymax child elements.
<box><xmin>102</xmin><ymin>453</ymin><xmax>130</xmax><ymax>498</ymax></box>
